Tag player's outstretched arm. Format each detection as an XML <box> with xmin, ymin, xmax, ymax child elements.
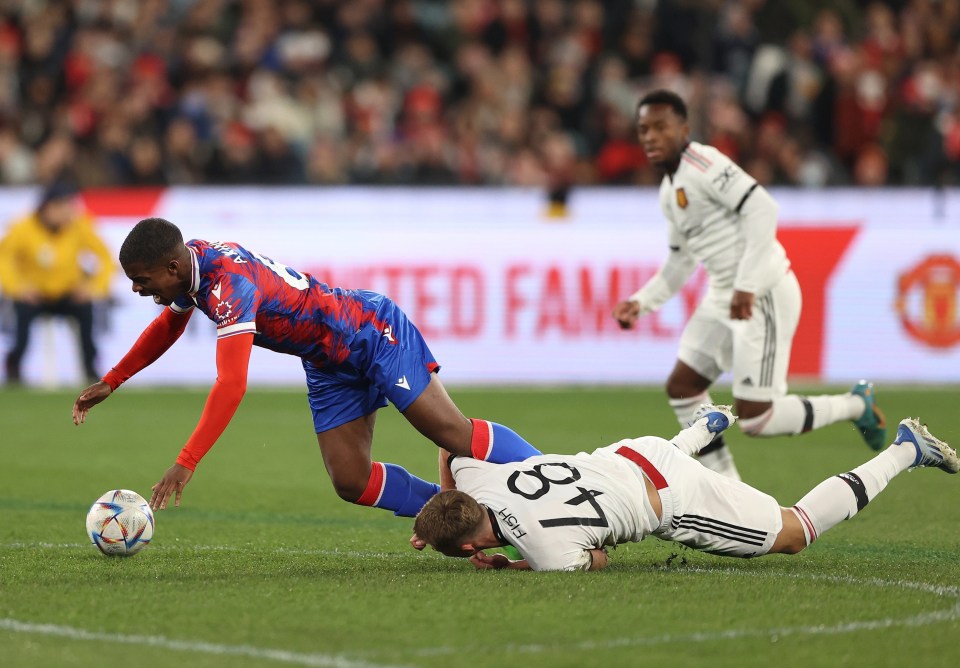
<box><xmin>73</xmin><ymin>309</ymin><xmax>193</xmax><ymax>426</ymax></box>
<box><xmin>72</xmin><ymin>381</ymin><xmax>112</xmax><ymax>425</ymax></box>
<box><xmin>150</xmin><ymin>463</ymin><xmax>193</xmax><ymax>510</ymax></box>
<box><xmin>105</xmin><ymin>308</ymin><xmax>193</xmax><ymax>388</ymax></box>
<box><xmin>615</xmin><ymin>236</ymin><xmax>697</xmax><ymax>328</ymax></box>
<box><xmin>150</xmin><ymin>333</ymin><xmax>254</xmax><ymax>511</ymax></box>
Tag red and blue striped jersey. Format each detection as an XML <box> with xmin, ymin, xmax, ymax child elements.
<box><xmin>170</xmin><ymin>239</ymin><xmax>382</xmax><ymax>366</ymax></box>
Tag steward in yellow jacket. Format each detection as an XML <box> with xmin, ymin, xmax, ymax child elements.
<box><xmin>0</xmin><ymin>181</ymin><xmax>114</xmax><ymax>384</ymax></box>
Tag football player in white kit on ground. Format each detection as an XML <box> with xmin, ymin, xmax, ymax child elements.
<box><xmin>612</xmin><ymin>89</ymin><xmax>886</xmax><ymax>480</ymax></box>
<box><xmin>411</xmin><ymin>407</ymin><xmax>958</xmax><ymax>572</ymax></box>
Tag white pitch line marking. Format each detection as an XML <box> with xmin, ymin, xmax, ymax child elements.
<box><xmin>486</xmin><ymin>604</ymin><xmax>960</xmax><ymax>656</ymax></box>
<box><xmin>405</xmin><ymin>568</ymin><xmax>960</xmax><ymax>657</ymax></box>
<box><xmin>0</xmin><ymin>618</ymin><xmax>407</xmax><ymax>668</ymax></box>
<box><xmin>6</xmin><ymin>545</ymin><xmax>959</xmax><ymax>659</ymax></box>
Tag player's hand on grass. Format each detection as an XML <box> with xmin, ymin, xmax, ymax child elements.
<box><xmin>730</xmin><ymin>290</ymin><xmax>755</xmax><ymax>320</ymax></box>
<box><xmin>612</xmin><ymin>300</ymin><xmax>641</xmax><ymax>329</ymax></box>
<box><xmin>72</xmin><ymin>381</ymin><xmax>112</xmax><ymax>425</ymax></box>
<box><xmin>150</xmin><ymin>463</ymin><xmax>193</xmax><ymax>511</ymax></box>
<box><xmin>469</xmin><ymin>551</ymin><xmax>511</xmax><ymax>570</ymax></box>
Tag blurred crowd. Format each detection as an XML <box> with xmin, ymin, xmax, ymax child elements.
<box><xmin>1</xmin><ymin>0</ymin><xmax>959</xmax><ymax>189</ymax></box>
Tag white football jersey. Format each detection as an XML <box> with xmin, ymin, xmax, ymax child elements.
<box><xmin>451</xmin><ymin>447</ymin><xmax>657</xmax><ymax>571</ymax></box>
<box><xmin>636</xmin><ymin>141</ymin><xmax>790</xmax><ymax>311</ymax></box>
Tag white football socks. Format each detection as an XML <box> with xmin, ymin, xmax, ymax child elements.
<box><xmin>668</xmin><ymin>392</ymin><xmax>710</xmax><ymax>428</ymax></box>
<box><xmin>669</xmin><ymin>392</ymin><xmax>711</xmax><ymax>458</ymax></box>
<box><xmin>669</xmin><ymin>392</ymin><xmax>741</xmax><ymax>480</ymax></box>
<box><xmin>670</xmin><ymin>417</ymin><xmax>718</xmax><ymax>457</ymax></box>
<box><xmin>739</xmin><ymin>393</ymin><xmax>866</xmax><ymax>437</ymax></box>
<box><xmin>792</xmin><ymin>443</ymin><xmax>912</xmax><ymax>545</ymax></box>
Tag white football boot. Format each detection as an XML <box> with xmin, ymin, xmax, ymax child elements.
<box><xmin>671</xmin><ymin>404</ymin><xmax>737</xmax><ymax>458</ymax></box>
<box><xmin>893</xmin><ymin>418</ymin><xmax>959</xmax><ymax>474</ymax></box>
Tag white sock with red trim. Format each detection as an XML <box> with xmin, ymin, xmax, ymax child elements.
<box><xmin>739</xmin><ymin>394</ymin><xmax>865</xmax><ymax>437</ymax></box>
<box><xmin>792</xmin><ymin>444</ymin><xmax>911</xmax><ymax>545</ymax></box>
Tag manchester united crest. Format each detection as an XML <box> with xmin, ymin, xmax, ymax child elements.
<box><xmin>895</xmin><ymin>254</ymin><xmax>960</xmax><ymax>349</ymax></box>
<box><xmin>676</xmin><ymin>188</ymin><xmax>688</xmax><ymax>209</ymax></box>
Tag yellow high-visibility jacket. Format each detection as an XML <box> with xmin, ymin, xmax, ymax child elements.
<box><xmin>0</xmin><ymin>212</ymin><xmax>115</xmax><ymax>301</ymax></box>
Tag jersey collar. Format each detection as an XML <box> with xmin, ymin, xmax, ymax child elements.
<box><xmin>485</xmin><ymin>506</ymin><xmax>510</xmax><ymax>548</ymax></box>
<box><xmin>187</xmin><ymin>245</ymin><xmax>200</xmax><ymax>296</ymax></box>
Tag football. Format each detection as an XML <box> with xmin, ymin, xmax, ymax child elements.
<box><xmin>85</xmin><ymin>489</ymin><xmax>155</xmax><ymax>556</ymax></box>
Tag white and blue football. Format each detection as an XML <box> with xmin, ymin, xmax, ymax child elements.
<box><xmin>85</xmin><ymin>489</ymin><xmax>154</xmax><ymax>556</ymax></box>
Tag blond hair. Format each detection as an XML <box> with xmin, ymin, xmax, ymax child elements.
<box><xmin>413</xmin><ymin>490</ymin><xmax>486</xmax><ymax>553</ymax></box>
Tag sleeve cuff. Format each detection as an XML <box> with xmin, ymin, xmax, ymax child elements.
<box><xmin>175</xmin><ymin>451</ymin><xmax>199</xmax><ymax>471</ymax></box>
<box><xmin>102</xmin><ymin>369</ymin><xmax>124</xmax><ymax>391</ymax></box>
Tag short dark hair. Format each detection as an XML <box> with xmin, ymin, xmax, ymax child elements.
<box><xmin>637</xmin><ymin>89</ymin><xmax>687</xmax><ymax>119</ymax></box>
<box><xmin>119</xmin><ymin>218</ymin><xmax>184</xmax><ymax>267</ymax></box>
<box><xmin>413</xmin><ymin>490</ymin><xmax>486</xmax><ymax>554</ymax></box>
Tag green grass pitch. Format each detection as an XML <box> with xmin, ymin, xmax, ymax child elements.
<box><xmin>1</xmin><ymin>385</ymin><xmax>958</xmax><ymax>667</ymax></box>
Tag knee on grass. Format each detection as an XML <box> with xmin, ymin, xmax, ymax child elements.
<box><xmin>775</xmin><ymin>534</ymin><xmax>808</xmax><ymax>555</ymax></box>
<box><xmin>770</xmin><ymin>510</ymin><xmax>809</xmax><ymax>555</ymax></box>
<box><xmin>765</xmin><ymin>527</ymin><xmax>808</xmax><ymax>556</ymax></box>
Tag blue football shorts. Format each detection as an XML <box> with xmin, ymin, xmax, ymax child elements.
<box><xmin>303</xmin><ymin>293</ymin><xmax>440</xmax><ymax>433</ymax></box>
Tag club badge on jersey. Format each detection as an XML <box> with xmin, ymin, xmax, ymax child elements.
<box><xmin>676</xmin><ymin>188</ymin><xmax>688</xmax><ymax>209</ymax></box>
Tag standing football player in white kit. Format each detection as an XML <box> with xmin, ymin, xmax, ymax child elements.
<box><xmin>612</xmin><ymin>89</ymin><xmax>886</xmax><ymax>480</ymax></box>
<box><xmin>411</xmin><ymin>408</ymin><xmax>958</xmax><ymax>572</ymax></box>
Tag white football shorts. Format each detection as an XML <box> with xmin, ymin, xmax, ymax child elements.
<box><xmin>677</xmin><ymin>269</ymin><xmax>801</xmax><ymax>402</ymax></box>
<box><xmin>614</xmin><ymin>437</ymin><xmax>782</xmax><ymax>558</ymax></box>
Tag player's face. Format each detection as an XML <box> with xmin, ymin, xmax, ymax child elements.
<box><xmin>636</xmin><ymin>103</ymin><xmax>689</xmax><ymax>168</ymax></box>
<box><xmin>124</xmin><ymin>260</ymin><xmax>187</xmax><ymax>306</ymax></box>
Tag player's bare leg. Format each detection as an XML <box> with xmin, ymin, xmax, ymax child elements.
<box><xmin>403</xmin><ymin>373</ymin><xmax>541</xmax><ymax>463</ymax></box>
<box><xmin>665</xmin><ymin>360</ymin><xmax>740</xmax><ymax>479</ymax></box>
<box><xmin>315</xmin><ymin>413</ymin><xmax>377</xmax><ymax>502</ymax></box>
<box><xmin>401</xmin><ymin>374</ymin><xmax>474</xmax><ymax>456</ymax></box>
<box><xmin>665</xmin><ymin>360</ymin><xmax>712</xmax><ymax>399</ymax></box>
<box><xmin>316</xmin><ymin>411</ymin><xmax>442</xmax><ymax>517</ymax></box>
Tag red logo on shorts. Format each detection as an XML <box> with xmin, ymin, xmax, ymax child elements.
<box><xmin>896</xmin><ymin>254</ymin><xmax>960</xmax><ymax>349</ymax></box>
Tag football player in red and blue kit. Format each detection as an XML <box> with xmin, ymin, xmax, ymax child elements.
<box><xmin>72</xmin><ymin>218</ymin><xmax>540</xmax><ymax>517</ymax></box>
